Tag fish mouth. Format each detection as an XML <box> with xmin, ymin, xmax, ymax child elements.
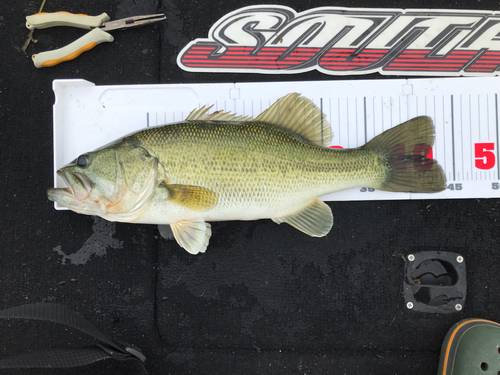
<box><xmin>51</xmin><ymin>169</ymin><xmax>93</xmax><ymax>201</ymax></box>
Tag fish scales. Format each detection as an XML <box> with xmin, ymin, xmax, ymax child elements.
<box><xmin>130</xmin><ymin>121</ymin><xmax>385</xmax><ymax>218</ymax></box>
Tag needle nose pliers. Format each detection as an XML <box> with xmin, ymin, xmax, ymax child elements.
<box><xmin>25</xmin><ymin>12</ymin><xmax>166</xmax><ymax>68</ymax></box>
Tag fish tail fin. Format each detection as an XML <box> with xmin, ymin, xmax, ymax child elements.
<box><xmin>361</xmin><ymin>116</ymin><xmax>446</xmax><ymax>193</ymax></box>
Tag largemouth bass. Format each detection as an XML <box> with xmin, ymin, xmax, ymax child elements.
<box><xmin>48</xmin><ymin>93</ymin><xmax>446</xmax><ymax>254</ymax></box>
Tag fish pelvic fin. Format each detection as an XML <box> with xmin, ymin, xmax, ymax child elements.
<box><xmin>272</xmin><ymin>198</ymin><xmax>333</xmax><ymax>237</ymax></box>
<box><xmin>362</xmin><ymin>116</ymin><xmax>446</xmax><ymax>193</ymax></box>
<box><xmin>171</xmin><ymin>219</ymin><xmax>212</xmax><ymax>254</ymax></box>
<box><xmin>255</xmin><ymin>93</ymin><xmax>333</xmax><ymax>148</ymax></box>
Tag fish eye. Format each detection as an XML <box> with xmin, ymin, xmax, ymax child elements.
<box><xmin>76</xmin><ymin>154</ymin><xmax>90</xmax><ymax>168</ymax></box>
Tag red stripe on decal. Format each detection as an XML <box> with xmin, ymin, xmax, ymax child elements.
<box><xmin>393</xmin><ymin>59</ymin><xmax>468</xmax><ymax>63</ymax></box>
<box><xmin>328</xmin><ymin>49</ymin><xmax>355</xmax><ymax>52</ymax></box>
<box><xmin>351</xmin><ymin>58</ymin><xmax>378</xmax><ymax>62</ymax></box>
<box><xmin>183</xmin><ymin>63</ymin><xmax>298</xmax><ymax>68</ymax></box>
<box><xmin>397</xmin><ymin>55</ymin><xmax>426</xmax><ymax>58</ymax></box>
<box><xmin>323</xmin><ymin>66</ymin><xmax>362</xmax><ymax>70</ymax></box>
<box><xmin>389</xmin><ymin>63</ymin><xmax>463</xmax><ymax>67</ymax></box>
<box><xmin>401</xmin><ymin>50</ymin><xmax>430</xmax><ymax>53</ymax></box>
<box><xmin>385</xmin><ymin>67</ymin><xmax>459</xmax><ymax>71</ymax></box>
<box><xmin>294</xmin><ymin>48</ymin><xmax>321</xmax><ymax>52</ymax></box>
<box><xmin>191</xmin><ymin>46</ymin><xmax>216</xmax><ymax>50</ymax></box>
<box><xmin>320</xmin><ymin>62</ymin><xmax>372</xmax><ymax>66</ymax></box>
<box><xmin>358</xmin><ymin>54</ymin><xmax>385</xmax><ymax>57</ymax></box>
<box><xmin>470</xmin><ymin>64</ymin><xmax>497</xmax><ymax>68</ymax></box>
<box><xmin>320</xmin><ymin>58</ymin><xmax>348</xmax><ymax>61</ymax></box>
<box><xmin>182</xmin><ymin>59</ymin><xmax>300</xmax><ymax>65</ymax></box>
<box><xmin>220</xmin><ymin>56</ymin><xmax>278</xmax><ymax>60</ymax></box>
<box><xmin>324</xmin><ymin>53</ymin><xmax>352</xmax><ymax>57</ymax></box>
<box><xmin>289</xmin><ymin>53</ymin><xmax>316</xmax><ymax>56</ymax></box>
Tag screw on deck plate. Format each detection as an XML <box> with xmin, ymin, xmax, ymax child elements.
<box><xmin>407</xmin><ymin>254</ymin><xmax>415</xmax><ymax>262</ymax></box>
<box><xmin>406</xmin><ymin>302</ymin><xmax>414</xmax><ymax>309</ymax></box>
<box><xmin>456</xmin><ymin>256</ymin><xmax>464</xmax><ymax>263</ymax></box>
<box><xmin>455</xmin><ymin>304</ymin><xmax>463</xmax><ymax>311</ymax></box>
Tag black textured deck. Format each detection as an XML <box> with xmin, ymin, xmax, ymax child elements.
<box><xmin>2</xmin><ymin>0</ymin><xmax>500</xmax><ymax>374</ymax></box>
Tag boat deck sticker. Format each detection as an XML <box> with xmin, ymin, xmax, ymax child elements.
<box><xmin>177</xmin><ymin>5</ymin><xmax>500</xmax><ymax>76</ymax></box>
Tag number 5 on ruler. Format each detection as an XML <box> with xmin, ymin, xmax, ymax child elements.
<box><xmin>475</xmin><ymin>143</ymin><xmax>496</xmax><ymax>170</ymax></box>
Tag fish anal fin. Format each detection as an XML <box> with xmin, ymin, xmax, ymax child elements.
<box><xmin>171</xmin><ymin>219</ymin><xmax>212</xmax><ymax>254</ymax></box>
<box><xmin>162</xmin><ymin>183</ymin><xmax>218</xmax><ymax>211</ymax></box>
<box><xmin>272</xmin><ymin>198</ymin><xmax>333</xmax><ymax>237</ymax></box>
<box><xmin>255</xmin><ymin>93</ymin><xmax>333</xmax><ymax>147</ymax></box>
<box><xmin>185</xmin><ymin>105</ymin><xmax>254</xmax><ymax>122</ymax></box>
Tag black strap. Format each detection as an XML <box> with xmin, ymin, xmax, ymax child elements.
<box><xmin>0</xmin><ymin>303</ymin><xmax>147</xmax><ymax>374</ymax></box>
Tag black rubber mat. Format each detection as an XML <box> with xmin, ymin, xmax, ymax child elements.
<box><xmin>2</xmin><ymin>0</ymin><xmax>500</xmax><ymax>374</ymax></box>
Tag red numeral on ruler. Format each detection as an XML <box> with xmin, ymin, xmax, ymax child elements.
<box><xmin>475</xmin><ymin>143</ymin><xmax>496</xmax><ymax>170</ymax></box>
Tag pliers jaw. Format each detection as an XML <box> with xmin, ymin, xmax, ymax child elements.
<box><xmin>100</xmin><ymin>14</ymin><xmax>166</xmax><ymax>32</ymax></box>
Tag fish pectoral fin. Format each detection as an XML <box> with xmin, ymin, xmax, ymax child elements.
<box><xmin>162</xmin><ymin>183</ymin><xmax>218</xmax><ymax>211</ymax></box>
<box><xmin>185</xmin><ymin>105</ymin><xmax>254</xmax><ymax>122</ymax></box>
<box><xmin>170</xmin><ymin>219</ymin><xmax>212</xmax><ymax>255</ymax></box>
<box><xmin>272</xmin><ymin>198</ymin><xmax>333</xmax><ymax>237</ymax></box>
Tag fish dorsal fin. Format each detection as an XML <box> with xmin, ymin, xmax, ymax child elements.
<box><xmin>272</xmin><ymin>198</ymin><xmax>333</xmax><ymax>237</ymax></box>
<box><xmin>171</xmin><ymin>219</ymin><xmax>212</xmax><ymax>254</ymax></box>
<box><xmin>185</xmin><ymin>105</ymin><xmax>254</xmax><ymax>122</ymax></box>
<box><xmin>255</xmin><ymin>93</ymin><xmax>333</xmax><ymax>147</ymax></box>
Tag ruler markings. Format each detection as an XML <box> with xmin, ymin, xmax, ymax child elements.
<box><xmin>457</xmin><ymin>94</ymin><xmax>464</xmax><ymax>180</ymax></box>
<box><xmin>347</xmin><ymin>98</ymin><xmax>350</xmax><ymax>146</ymax></box>
<box><xmin>364</xmin><ymin>97</ymin><xmax>367</xmax><ymax>144</ymax></box>
<box><xmin>388</xmin><ymin>96</ymin><xmax>391</xmax><ymax>126</ymax></box>
<box><xmin>398</xmin><ymin>96</ymin><xmax>401</xmax><ymax>123</ymax></box>
<box><xmin>470</xmin><ymin>95</ymin><xmax>473</xmax><ymax>181</ymax></box>
<box><xmin>320</xmin><ymin>98</ymin><xmax>324</xmax><ymax>144</ymax></box>
<box><xmin>338</xmin><ymin>98</ymin><xmax>341</xmax><ymax>145</ymax></box>
<box><xmin>462</xmin><ymin>95</ymin><xmax>466</xmax><ymax>181</ymax></box>
<box><xmin>460</xmin><ymin>95</ymin><xmax>463</xmax><ymax>181</ymax></box>
<box><xmin>373</xmin><ymin>96</ymin><xmax>375</xmax><ymax>138</ymax></box>
<box><xmin>432</xmin><ymin>95</ymin><xmax>438</xmax><ymax>165</ymax></box>
<box><xmin>451</xmin><ymin>95</ymin><xmax>456</xmax><ymax>181</ymax></box>
<box><xmin>381</xmin><ymin>96</ymin><xmax>385</xmax><ymax>131</ymax></box>
<box><xmin>496</xmin><ymin>94</ymin><xmax>499</xmax><ymax>180</ymax></box>
<box><xmin>479</xmin><ymin>94</ymin><xmax>482</xmax><ymax>140</ymax></box>
<box><xmin>407</xmin><ymin>94</ymin><xmax>410</xmax><ymax>120</ymax></box>
<box><xmin>355</xmin><ymin>97</ymin><xmax>358</xmax><ymax>144</ymax></box>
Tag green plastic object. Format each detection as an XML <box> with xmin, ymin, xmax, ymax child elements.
<box><xmin>438</xmin><ymin>319</ymin><xmax>500</xmax><ymax>374</ymax></box>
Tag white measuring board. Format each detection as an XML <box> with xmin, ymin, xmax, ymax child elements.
<box><xmin>52</xmin><ymin>77</ymin><xmax>500</xmax><ymax>210</ymax></box>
